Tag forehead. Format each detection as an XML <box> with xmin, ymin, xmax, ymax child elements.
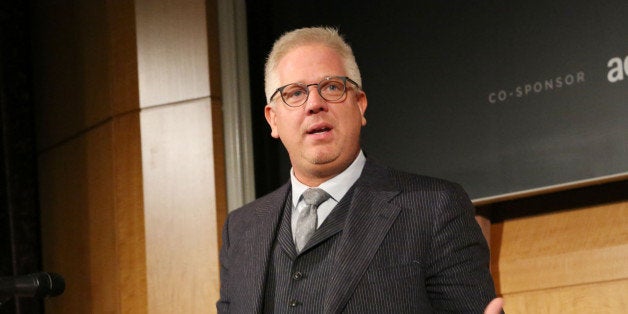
<box><xmin>276</xmin><ymin>44</ymin><xmax>346</xmax><ymax>84</ymax></box>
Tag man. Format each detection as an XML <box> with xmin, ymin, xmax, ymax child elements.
<box><xmin>218</xmin><ymin>26</ymin><xmax>502</xmax><ymax>313</ymax></box>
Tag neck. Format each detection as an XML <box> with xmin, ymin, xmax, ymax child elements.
<box><xmin>293</xmin><ymin>150</ymin><xmax>361</xmax><ymax>187</ymax></box>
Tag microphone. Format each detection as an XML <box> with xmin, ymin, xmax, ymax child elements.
<box><xmin>0</xmin><ymin>272</ymin><xmax>65</xmax><ymax>298</ymax></box>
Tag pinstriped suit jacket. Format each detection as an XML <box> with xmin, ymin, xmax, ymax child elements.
<box><xmin>218</xmin><ymin>160</ymin><xmax>496</xmax><ymax>313</ymax></box>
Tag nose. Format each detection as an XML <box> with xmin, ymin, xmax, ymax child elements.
<box><xmin>304</xmin><ymin>84</ymin><xmax>329</xmax><ymax>114</ymax></box>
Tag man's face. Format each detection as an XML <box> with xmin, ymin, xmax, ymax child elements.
<box><xmin>265</xmin><ymin>44</ymin><xmax>367</xmax><ymax>186</ymax></box>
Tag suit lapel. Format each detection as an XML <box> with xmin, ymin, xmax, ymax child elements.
<box><xmin>324</xmin><ymin>161</ymin><xmax>402</xmax><ymax>313</ymax></box>
<box><xmin>277</xmin><ymin>191</ymin><xmax>298</xmax><ymax>259</ymax></box>
<box><xmin>241</xmin><ymin>183</ymin><xmax>290</xmax><ymax>312</ymax></box>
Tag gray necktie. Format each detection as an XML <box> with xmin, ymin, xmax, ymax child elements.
<box><xmin>294</xmin><ymin>188</ymin><xmax>330</xmax><ymax>253</ymax></box>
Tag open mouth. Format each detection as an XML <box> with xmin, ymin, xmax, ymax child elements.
<box><xmin>307</xmin><ymin>126</ymin><xmax>331</xmax><ymax>134</ymax></box>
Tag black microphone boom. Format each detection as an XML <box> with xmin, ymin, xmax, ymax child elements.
<box><xmin>0</xmin><ymin>272</ymin><xmax>65</xmax><ymax>298</ymax></box>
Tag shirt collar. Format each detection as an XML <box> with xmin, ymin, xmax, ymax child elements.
<box><xmin>291</xmin><ymin>150</ymin><xmax>366</xmax><ymax>208</ymax></box>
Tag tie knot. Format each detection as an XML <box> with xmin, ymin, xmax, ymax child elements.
<box><xmin>302</xmin><ymin>188</ymin><xmax>330</xmax><ymax>207</ymax></box>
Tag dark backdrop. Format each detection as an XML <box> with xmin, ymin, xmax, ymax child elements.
<box><xmin>0</xmin><ymin>1</ymin><xmax>42</xmax><ymax>313</ymax></box>
<box><xmin>246</xmin><ymin>0</ymin><xmax>628</xmax><ymax>200</ymax></box>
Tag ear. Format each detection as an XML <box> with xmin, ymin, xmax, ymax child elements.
<box><xmin>264</xmin><ymin>104</ymin><xmax>280</xmax><ymax>138</ymax></box>
<box><xmin>356</xmin><ymin>91</ymin><xmax>368</xmax><ymax>126</ymax></box>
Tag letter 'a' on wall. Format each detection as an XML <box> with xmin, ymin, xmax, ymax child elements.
<box><xmin>607</xmin><ymin>55</ymin><xmax>628</xmax><ymax>82</ymax></box>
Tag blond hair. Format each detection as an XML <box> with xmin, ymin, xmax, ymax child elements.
<box><xmin>264</xmin><ymin>26</ymin><xmax>362</xmax><ymax>103</ymax></box>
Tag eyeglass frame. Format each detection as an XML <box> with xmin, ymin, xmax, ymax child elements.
<box><xmin>268</xmin><ymin>76</ymin><xmax>361</xmax><ymax>107</ymax></box>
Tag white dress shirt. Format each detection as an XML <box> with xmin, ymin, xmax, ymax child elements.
<box><xmin>290</xmin><ymin>150</ymin><xmax>366</xmax><ymax>238</ymax></box>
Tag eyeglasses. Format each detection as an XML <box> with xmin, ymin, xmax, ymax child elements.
<box><xmin>269</xmin><ymin>76</ymin><xmax>360</xmax><ymax>107</ymax></box>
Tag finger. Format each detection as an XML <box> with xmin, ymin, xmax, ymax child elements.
<box><xmin>484</xmin><ymin>297</ymin><xmax>504</xmax><ymax>314</ymax></box>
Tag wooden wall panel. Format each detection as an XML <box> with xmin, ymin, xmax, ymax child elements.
<box><xmin>33</xmin><ymin>1</ymin><xmax>148</xmax><ymax>313</ymax></box>
<box><xmin>206</xmin><ymin>0</ymin><xmax>228</xmax><ymax>251</ymax></box>
<box><xmin>135</xmin><ymin>0</ymin><xmax>222</xmax><ymax>311</ymax></box>
<box><xmin>140</xmin><ymin>99</ymin><xmax>219</xmax><ymax>313</ymax></box>
<box><xmin>491</xmin><ymin>200</ymin><xmax>628</xmax><ymax>313</ymax></box>
<box><xmin>135</xmin><ymin>0</ymin><xmax>210</xmax><ymax>108</ymax></box>
<box><xmin>503</xmin><ymin>280</ymin><xmax>627</xmax><ymax>314</ymax></box>
<box><xmin>39</xmin><ymin>113</ymin><xmax>147</xmax><ymax>313</ymax></box>
<box><xmin>31</xmin><ymin>1</ymin><xmax>138</xmax><ymax>151</ymax></box>
<box><xmin>113</xmin><ymin>112</ymin><xmax>148</xmax><ymax>313</ymax></box>
<box><xmin>34</xmin><ymin>0</ymin><xmax>228</xmax><ymax>312</ymax></box>
<box><xmin>39</xmin><ymin>122</ymin><xmax>116</xmax><ymax>313</ymax></box>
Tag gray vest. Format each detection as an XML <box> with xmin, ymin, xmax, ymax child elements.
<box><xmin>263</xmin><ymin>188</ymin><xmax>354</xmax><ymax>313</ymax></box>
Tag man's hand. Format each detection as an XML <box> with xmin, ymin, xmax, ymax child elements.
<box><xmin>484</xmin><ymin>297</ymin><xmax>504</xmax><ymax>314</ymax></box>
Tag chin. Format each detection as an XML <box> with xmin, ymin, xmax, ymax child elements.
<box><xmin>306</xmin><ymin>150</ymin><xmax>340</xmax><ymax>165</ymax></box>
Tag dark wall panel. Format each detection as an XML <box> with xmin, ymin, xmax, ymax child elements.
<box><xmin>247</xmin><ymin>0</ymin><xmax>628</xmax><ymax>201</ymax></box>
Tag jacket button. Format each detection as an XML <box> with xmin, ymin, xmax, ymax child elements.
<box><xmin>292</xmin><ymin>271</ymin><xmax>303</xmax><ymax>280</ymax></box>
<box><xmin>288</xmin><ymin>299</ymin><xmax>301</xmax><ymax>307</ymax></box>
